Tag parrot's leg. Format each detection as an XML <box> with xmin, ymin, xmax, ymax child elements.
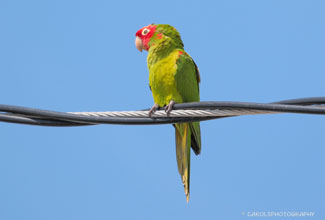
<box><xmin>165</xmin><ymin>100</ymin><xmax>175</xmax><ymax>116</ymax></box>
<box><xmin>148</xmin><ymin>103</ymin><xmax>159</xmax><ymax>117</ymax></box>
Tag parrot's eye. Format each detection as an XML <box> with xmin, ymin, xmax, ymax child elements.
<box><xmin>142</xmin><ymin>28</ymin><xmax>150</xmax><ymax>35</ymax></box>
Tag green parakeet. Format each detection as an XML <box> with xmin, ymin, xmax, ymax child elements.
<box><xmin>135</xmin><ymin>24</ymin><xmax>201</xmax><ymax>202</ymax></box>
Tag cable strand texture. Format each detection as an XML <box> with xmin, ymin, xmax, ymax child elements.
<box><xmin>1</xmin><ymin>97</ymin><xmax>325</xmax><ymax>126</ymax></box>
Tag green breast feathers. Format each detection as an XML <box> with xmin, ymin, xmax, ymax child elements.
<box><xmin>148</xmin><ymin>49</ymin><xmax>199</xmax><ymax>107</ymax></box>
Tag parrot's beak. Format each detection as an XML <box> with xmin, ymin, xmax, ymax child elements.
<box><xmin>135</xmin><ymin>36</ymin><xmax>143</xmax><ymax>52</ymax></box>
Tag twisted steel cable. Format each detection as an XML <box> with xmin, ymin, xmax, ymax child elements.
<box><xmin>0</xmin><ymin>97</ymin><xmax>325</xmax><ymax>126</ymax></box>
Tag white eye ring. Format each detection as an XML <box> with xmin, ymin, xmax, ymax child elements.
<box><xmin>142</xmin><ymin>28</ymin><xmax>150</xmax><ymax>35</ymax></box>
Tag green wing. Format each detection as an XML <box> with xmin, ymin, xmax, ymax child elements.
<box><xmin>175</xmin><ymin>51</ymin><xmax>201</xmax><ymax>155</ymax></box>
<box><xmin>175</xmin><ymin>52</ymin><xmax>200</xmax><ymax>103</ymax></box>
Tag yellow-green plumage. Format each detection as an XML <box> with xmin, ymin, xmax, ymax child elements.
<box><xmin>142</xmin><ymin>24</ymin><xmax>201</xmax><ymax>202</ymax></box>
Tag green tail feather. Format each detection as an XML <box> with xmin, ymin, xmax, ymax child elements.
<box><xmin>175</xmin><ymin>123</ymin><xmax>191</xmax><ymax>202</ymax></box>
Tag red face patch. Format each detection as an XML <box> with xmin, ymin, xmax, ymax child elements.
<box><xmin>135</xmin><ymin>24</ymin><xmax>156</xmax><ymax>51</ymax></box>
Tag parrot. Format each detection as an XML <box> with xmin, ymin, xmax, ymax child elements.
<box><xmin>135</xmin><ymin>24</ymin><xmax>201</xmax><ymax>202</ymax></box>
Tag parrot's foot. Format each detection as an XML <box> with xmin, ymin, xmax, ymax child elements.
<box><xmin>165</xmin><ymin>100</ymin><xmax>175</xmax><ymax>116</ymax></box>
<box><xmin>148</xmin><ymin>103</ymin><xmax>159</xmax><ymax>117</ymax></box>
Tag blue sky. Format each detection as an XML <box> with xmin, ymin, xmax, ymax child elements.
<box><xmin>0</xmin><ymin>0</ymin><xmax>324</xmax><ymax>219</ymax></box>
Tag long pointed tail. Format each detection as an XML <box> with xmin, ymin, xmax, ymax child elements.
<box><xmin>175</xmin><ymin>123</ymin><xmax>191</xmax><ymax>202</ymax></box>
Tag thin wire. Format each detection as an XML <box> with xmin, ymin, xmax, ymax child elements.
<box><xmin>0</xmin><ymin>97</ymin><xmax>325</xmax><ymax>126</ymax></box>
